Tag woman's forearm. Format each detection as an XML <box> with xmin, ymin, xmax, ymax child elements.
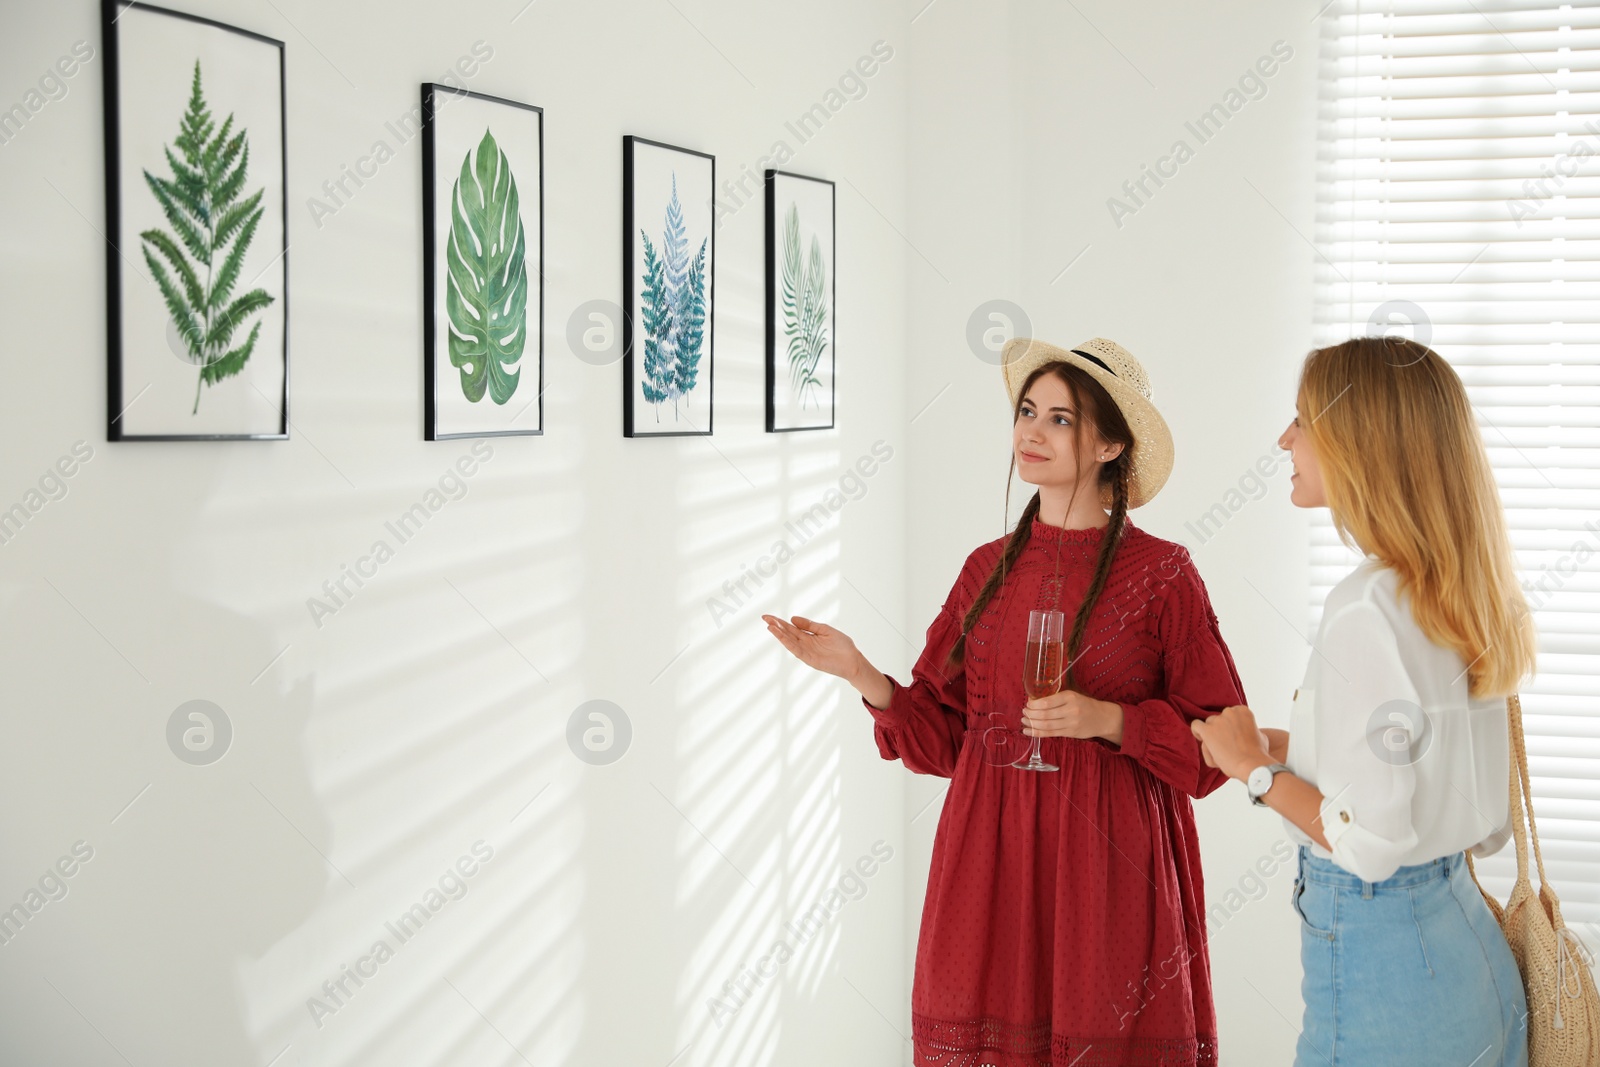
<box><xmin>1259</xmin><ymin>770</ymin><xmax>1332</xmax><ymax>851</ymax></box>
<box><xmin>849</xmin><ymin>657</ymin><xmax>894</xmax><ymax>711</ymax></box>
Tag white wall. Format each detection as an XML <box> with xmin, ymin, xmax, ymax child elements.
<box><xmin>0</xmin><ymin>0</ymin><xmax>1320</xmax><ymax>1064</ymax></box>
<box><xmin>0</xmin><ymin>2</ymin><xmax>913</xmax><ymax>1064</ymax></box>
<box><xmin>903</xmin><ymin>2</ymin><xmax>1318</xmax><ymax>1064</ymax></box>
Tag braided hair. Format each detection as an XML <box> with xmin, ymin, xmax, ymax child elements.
<box><xmin>943</xmin><ymin>361</ymin><xmax>1135</xmax><ymax>691</ymax></box>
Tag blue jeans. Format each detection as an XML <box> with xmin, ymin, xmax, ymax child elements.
<box><xmin>1291</xmin><ymin>844</ymin><xmax>1528</xmax><ymax>1067</ymax></box>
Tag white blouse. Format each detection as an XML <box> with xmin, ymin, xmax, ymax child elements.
<box><xmin>1283</xmin><ymin>556</ymin><xmax>1514</xmax><ymax>884</ymax></box>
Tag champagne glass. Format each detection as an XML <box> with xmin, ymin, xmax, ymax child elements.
<box><xmin>1014</xmin><ymin>609</ymin><xmax>1064</xmax><ymax>772</ymax></box>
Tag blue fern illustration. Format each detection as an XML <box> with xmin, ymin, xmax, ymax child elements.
<box><xmin>639</xmin><ymin>172</ymin><xmax>707</xmax><ymax>422</ymax></box>
<box><xmin>639</xmin><ymin>232</ymin><xmax>674</xmax><ymax>414</ymax></box>
<box><xmin>675</xmin><ymin>242</ymin><xmax>707</xmax><ymax>400</ymax></box>
<box><xmin>661</xmin><ymin>174</ymin><xmax>689</xmax><ymax>311</ymax></box>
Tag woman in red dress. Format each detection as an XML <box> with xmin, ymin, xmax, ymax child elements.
<box><xmin>766</xmin><ymin>337</ymin><xmax>1245</xmax><ymax>1066</ymax></box>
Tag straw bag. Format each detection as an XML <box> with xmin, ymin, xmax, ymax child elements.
<box><xmin>1465</xmin><ymin>694</ymin><xmax>1600</xmax><ymax>1066</ymax></box>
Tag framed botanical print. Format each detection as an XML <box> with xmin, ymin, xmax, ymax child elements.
<box><xmin>421</xmin><ymin>83</ymin><xmax>544</xmax><ymax>440</ymax></box>
<box><xmin>102</xmin><ymin>0</ymin><xmax>288</xmax><ymax>440</ymax></box>
<box><xmin>623</xmin><ymin>135</ymin><xmax>714</xmax><ymax>437</ymax></box>
<box><xmin>765</xmin><ymin>170</ymin><xmax>835</xmax><ymax>432</ymax></box>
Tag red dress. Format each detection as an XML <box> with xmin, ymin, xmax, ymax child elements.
<box><xmin>863</xmin><ymin>517</ymin><xmax>1243</xmax><ymax>1067</ymax></box>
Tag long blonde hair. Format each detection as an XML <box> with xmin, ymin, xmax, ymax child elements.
<box><xmin>1297</xmin><ymin>336</ymin><xmax>1536</xmax><ymax>697</ymax></box>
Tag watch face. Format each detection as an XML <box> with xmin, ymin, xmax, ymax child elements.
<box><xmin>1249</xmin><ymin>766</ymin><xmax>1271</xmax><ymax>796</ymax></box>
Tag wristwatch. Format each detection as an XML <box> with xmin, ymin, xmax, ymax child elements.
<box><xmin>1246</xmin><ymin>762</ymin><xmax>1290</xmax><ymax>806</ymax></box>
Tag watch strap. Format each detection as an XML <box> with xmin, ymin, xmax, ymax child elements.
<box><xmin>1248</xmin><ymin>762</ymin><xmax>1291</xmax><ymax>806</ymax></box>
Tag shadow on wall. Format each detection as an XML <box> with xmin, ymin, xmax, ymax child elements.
<box><xmin>670</xmin><ymin>426</ymin><xmax>850</xmax><ymax>1066</ymax></box>
<box><xmin>0</xmin><ymin>449</ymin><xmax>326</xmax><ymax>1067</ymax></box>
<box><xmin>224</xmin><ymin>440</ymin><xmax>584</xmax><ymax>1063</ymax></box>
<box><xmin>663</xmin><ymin>419</ymin><xmax>908</xmax><ymax>1064</ymax></box>
<box><xmin>0</xmin><ymin>416</ymin><xmax>586</xmax><ymax>1064</ymax></box>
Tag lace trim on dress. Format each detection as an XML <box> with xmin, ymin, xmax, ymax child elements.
<box><xmin>912</xmin><ymin>1013</ymin><xmax>1217</xmax><ymax>1067</ymax></box>
<box><xmin>1029</xmin><ymin>517</ymin><xmax>1112</xmax><ymax>544</ymax></box>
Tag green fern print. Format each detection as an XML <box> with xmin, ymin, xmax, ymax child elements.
<box><xmin>780</xmin><ymin>202</ymin><xmax>827</xmax><ymax>409</ymax></box>
<box><xmin>140</xmin><ymin>60</ymin><xmax>274</xmax><ymax>414</ymax></box>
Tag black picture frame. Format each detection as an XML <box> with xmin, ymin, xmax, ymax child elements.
<box><xmin>102</xmin><ymin>0</ymin><xmax>290</xmax><ymax>441</ymax></box>
<box><xmin>622</xmin><ymin>135</ymin><xmax>715</xmax><ymax>438</ymax></box>
<box><xmin>421</xmin><ymin>83</ymin><xmax>545</xmax><ymax>441</ymax></box>
<box><xmin>764</xmin><ymin>169</ymin><xmax>836</xmax><ymax>433</ymax></box>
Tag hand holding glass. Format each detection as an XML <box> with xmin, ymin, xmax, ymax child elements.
<box><xmin>1015</xmin><ymin>609</ymin><xmax>1064</xmax><ymax>772</ymax></box>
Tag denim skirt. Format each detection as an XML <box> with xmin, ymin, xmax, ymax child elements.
<box><xmin>1291</xmin><ymin>844</ymin><xmax>1527</xmax><ymax>1067</ymax></box>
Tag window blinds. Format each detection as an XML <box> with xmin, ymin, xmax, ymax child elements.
<box><xmin>1315</xmin><ymin>0</ymin><xmax>1600</xmax><ymax>928</ymax></box>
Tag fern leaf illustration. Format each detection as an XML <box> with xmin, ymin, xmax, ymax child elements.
<box><xmin>138</xmin><ymin>59</ymin><xmax>274</xmax><ymax>414</ymax></box>
<box><xmin>780</xmin><ymin>203</ymin><xmax>803</xmax><ymax>390</ymax></box>
<box><xmin>639</xmin><ymin>232</ymin><xmax>675</xmax><ymax>417</ymax></box>
<box><xmin>203</xmin><ymin>319</ymin><xmax>263</xmax><ymax>385</ymax></box>
<box><xmin>662</xmin><ymin>172</ymin><xmax>690</xmax><ymax>299</ymax></box>
<box><xmin>798</xmin><ymin>234</ymin><xmax>828</xmax><ymax>407</ymax></box>
<box><xmin>673</xmin><ymin>240</ymin><xmax>707</xmax><ymax>404</ymax></box>
<box><xmin>780</xmin><ymin>202</ymin><xmax>826</xmax><ymax>408</ymax></box>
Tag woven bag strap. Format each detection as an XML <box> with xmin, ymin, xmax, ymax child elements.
<box><xmin>1507</xmin><ymin>693</ymin><xmax>1553</xmax><ymax>889</ymax></box>
<box><xmin>1468</xmin><ymin>694</ymin><xmax>1532</xmax><ymax>897</ymax></box>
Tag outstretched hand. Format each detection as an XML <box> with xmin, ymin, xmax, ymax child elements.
<box><xmin>763</xmin><ymin>614</ymin><xmax>863</xmax><ymax>681</ymax></box>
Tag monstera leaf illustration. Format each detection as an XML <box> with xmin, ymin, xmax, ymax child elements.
<box><xmin>446</xmin><ymin>127</ymin><xmax>528</xmax><ymax>405</ymax></box>
<box><xmin>780</xmin><ymin>202</ymin><xmax>827</xmax><ymax>409</ymax></box>
<box><xmin>139</xmin><ymin>59</ymin><xmax>274</xmax><ymax>414</ymax></box>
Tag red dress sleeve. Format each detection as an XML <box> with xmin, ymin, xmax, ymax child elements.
<box><xmin>860</xmin><ymin>586</ymin><xmax>971</xmax><ymax>779</ymax></box>
<box><xmin>1113</xmin><ymin>553</ymin><xmax>1243</xmax><ymax>799</ymax></box>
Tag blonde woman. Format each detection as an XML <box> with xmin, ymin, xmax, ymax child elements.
<box><xmin>1193</xmin><ymin>336</ymin><xmax>1533</xmax><ymax>1067</ymax></box>
<box><xmin>767</xmin><ymin>338</ymin><xmax>1245</xmax><ymax>1065</ymax></box>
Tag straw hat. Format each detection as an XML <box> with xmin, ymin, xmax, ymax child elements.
<box><xmin>1000</xmin><ymin>336</ymin><xmax>1174</xmax><ymax>509</ymax></box>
